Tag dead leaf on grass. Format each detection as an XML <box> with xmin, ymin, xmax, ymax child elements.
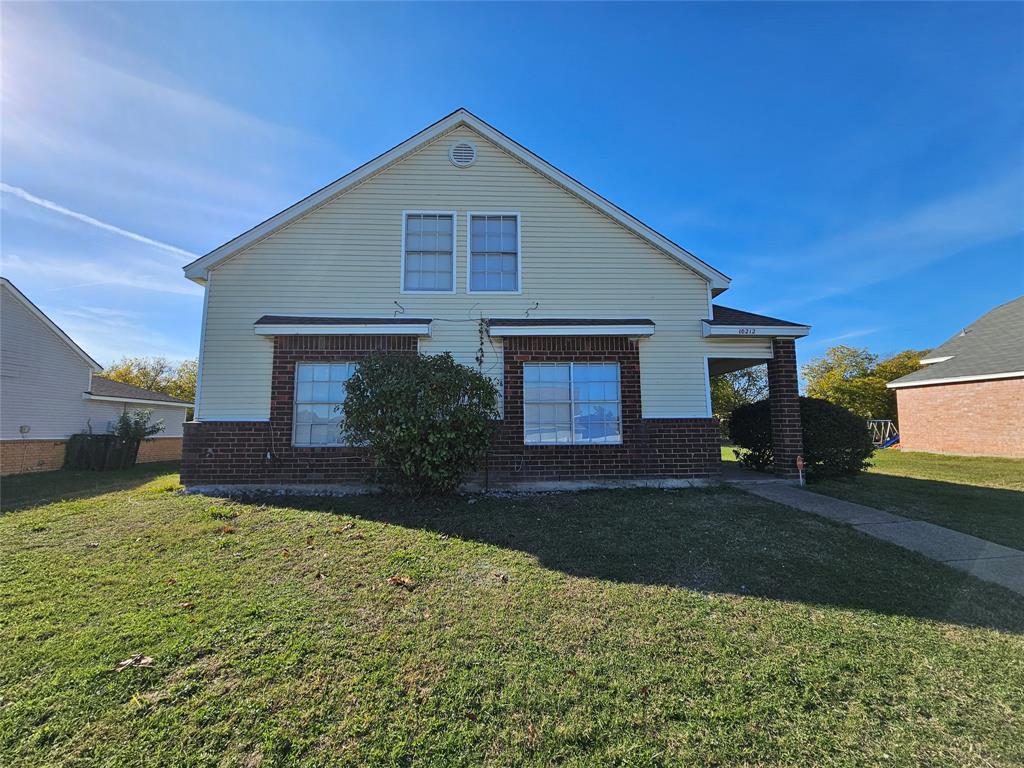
<box><xmin>115</xmin><ymin>654</ymin><xmax>154</xmax><ymax>672</ymax></box>
<box><xmin>217</xmin><ymin>525</ymin><xmax>236</xmax><ymax>535</ymax></box>
<box><xmin>331</xmin><ymin>523</ymin><xmax>355</xmax><ymax>534</ymax></box>
<box><xmin>350</xmin><ymin>533</ymin><xmax>365</xmax><ymax>541</ymax></box>
<box><xmin>316</xmin><ymin>572</ymin><xmax>327</xmax><ymax>581</ymax></box>
<box><xmin>386</xmin><ymin>575</ymin><xmax>416</xmax><ymax>591</ymax></box>
<box><xmin>85</xmin><ymin>542</ymin><xmax>99</xmax><ymax>549</ymax></box>
<box><xmin>177</xmin><ymin>602</ymin><xmax>195</xmax><ymax>610</ymax></box>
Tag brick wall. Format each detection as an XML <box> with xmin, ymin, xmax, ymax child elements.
<box><xmin>181</xmin><ymin>335</ymin><xmax>417</xmax><ymax>486</ymax></box>
<box><xmin>138</xmin><ymin>436</ymin><xmax>183</xmax><ymax>463</ymax></box>
<box><xmin>181</xmin><ymin>334</ymin><xmax>722</xmax><ymax>488</ymax></box>
<box><xmin>766</xmin><ymin>337</ymin><xmax>803</xmax><ymax>477</ymax></box>
<box><xmin>0</xmin><ymin>440</ymin><xmax>66</xmax><ymax>476</ymax></box>
<box><xmin>896</xmin><ymin>377</ymin><xmax>1024</xmax><ymax>458</ymax></box>
<box><xmin>485</xmin><ymin>336</ymin><xmax>720</xmax><ymax>483</ymax></box>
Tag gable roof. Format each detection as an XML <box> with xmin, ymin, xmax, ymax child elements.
<box><xmin>888</xmin><ymin>296</ymin><xmax>1024</xmax><ymax>389</ymax></box>
<box><xmin>1</xmin><ymin>277</ymin><xmax>102</xmax><ymax>372</ymax></box>
<box><xmin>182</xmin><ymin>108</ymin><xmax>731</xmax><ymax>293</ymax></box>
<box><xmin>87</xmin><ymin>376</ymin><xmax>193</xmax><ymax>406</ymax></box>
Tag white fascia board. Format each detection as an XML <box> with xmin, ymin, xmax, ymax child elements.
<box><xmin>488</xmin><ymin>324</ymin><xmax>655</xmax><ymax>337</ymax></box>
<box><xmin>83</xmin><ymin>393</ymin><xmax>193</xmax><ymax>408</ymax></box>
<box><xmin>701</xmin><ymin>322</ymin><xmax>810</xmax><ymax>338</ymax></box>
<box><xmin>254</xmin><ymin>323</ymin><xmax>432</xmax><ymax>337</ymax></box>
<box><xmin>887</xmin><ymin>370</ymin><xmax>1024</xmax><ymax>389</ymax></box>
<box><xmin>183</xmin><ymin>109</ymin><xmax>730</xmax><ymax>292</ymax></box>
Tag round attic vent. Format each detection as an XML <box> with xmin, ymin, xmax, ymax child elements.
<box><xmin>449</xmin><ymin>141</ymin><xmax>477</xmax><ymax>168</ymax></box>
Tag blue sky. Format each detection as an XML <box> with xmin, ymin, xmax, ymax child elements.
<box><xmin>2</xmin><ymin>2</ymin><xmax>1021</xmax><ymax>368</ymax></box>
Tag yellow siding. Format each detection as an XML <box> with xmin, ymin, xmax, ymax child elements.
<box><xmin>199</xmin><ymin>125</ymin><xmax>736</xmax><ymax>420</ymax></box>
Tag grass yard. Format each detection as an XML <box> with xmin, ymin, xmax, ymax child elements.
<box><xmin>2</xmin><ymin>465</ymin><xmax>1024</xmax><ymax>766</ymax></box>
<box><xmin>810</xmin><ymin>450</ymin><xmax>1024</xmax><ymax>550</ymax></box>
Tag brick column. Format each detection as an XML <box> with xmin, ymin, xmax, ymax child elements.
<box><xmin>767</xmin><ymin>337</ymin><xmax>803</xmax><ymax>478</ymax></box>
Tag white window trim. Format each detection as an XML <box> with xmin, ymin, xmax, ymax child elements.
<box><xmin>466</xmin><ymin>211</ymin><xmax>522</xmax><ymax>295</ymax></box>
<box><xmin>523</xmin><ymin>361</ymin><xmax>623</xmax><ymax>446</ymax></box>
<box><xmin>400</xmin><ymin>210</ymin><xmax>457</xmax><ymax>295</ymax></box>
<box><xmin>292</xmin><ymin>362</ymin><xmax>354</xmax><ymax>448</ymax></box>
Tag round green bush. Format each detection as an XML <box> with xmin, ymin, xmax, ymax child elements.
<box><xmin>342</xmin><ymin>352</ymin><xmax>498</xmax><ymax>495</ymax></box>
<box><xmin>728</xmin><ymin>396</ymin><xmax>874</xmax><ymax>479</ymax></box>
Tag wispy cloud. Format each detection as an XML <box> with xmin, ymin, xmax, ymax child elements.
<box><xmin>750</xmin><ymin>172</ymin><xmax>1024</xmax><ymax>313</ymax></box>
<box><xmin>1</xmin><ymin>183</ymin><xmax>198</xmax><ymax>259</ymax></box>
<box><xmin>1</xmin><ymin>253</ymin><xmax>202</xmax><ymax>297</ymax></box>
<box><xmin>50</xmin><ymin>305</ymin><xmax>197</xmax><ymax>366</ymax></box>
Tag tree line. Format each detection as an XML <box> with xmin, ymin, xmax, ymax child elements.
<box><xmin>712</xmin><ymin>345</ymin><xmax>928</xmax><ymax>425</ymax></box>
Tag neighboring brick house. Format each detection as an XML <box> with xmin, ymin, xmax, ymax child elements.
<box><xmin>180</xmin><ymin>109</ymin><xmax>810</xmax><ymax>490</ymax></box>
<box><xmin>888</xmin><ymin>296</ymin><xmax>1023</xmax><ymax>458</ymax></box>
<box><xmin>0</xmin><ymin>278</ymin><xmax>193</xmax><ymax>475</ymax></box>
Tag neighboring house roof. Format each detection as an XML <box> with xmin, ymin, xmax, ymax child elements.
<box><xmin>0</xmin><ymin>277</ymin><xmax>103</xmax><ymax>372</ymax></box>
<box><xmin>707</xmin><ymin>305</ymin><xmax>806</xmax><ymax>328</ymax></box>
<box><xmin>183</xmin><ymin>108</ymin><xmax>731</xmax><ymax>293</ymax></box>
<box><xmin>86</xmin><ymin>376</ymin><xmax>193</xmax><ymax>407</ymax></box>
<box><xmin>888</xmin><ymin>296</ymin><xmax>1024</xmax><ymax>389</ymax></box>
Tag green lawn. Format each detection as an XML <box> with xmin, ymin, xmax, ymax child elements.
<box><xmin>2</xmin><ymin>465</ymin><xmax>1023</xmax><ymax>766</ymax></box>
<box><xmin>810</xmin><ymin>450</ymin><xmax>1024</xmax><ymax>550</ymax></box>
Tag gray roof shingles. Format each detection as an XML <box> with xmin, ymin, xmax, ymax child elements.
<box><xmin>889</xmin><ymin>296</ymin><xmax>1024</xmax><ymax>386</ymax></box>
<box><xmin>707</xmin><ymin>305</ymin><xmax>807</xmax><ymax>328</ymax></box>
<box><xmin>88</xmin><ymin>377</ymin><xmax>191</xmax><ymax>405</ymax></box>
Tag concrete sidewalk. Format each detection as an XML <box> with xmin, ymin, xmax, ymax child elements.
<box><xmin>732</xmin><ymin>481</ymin><xmax>1024</xmax><ymax>596</ymax></box>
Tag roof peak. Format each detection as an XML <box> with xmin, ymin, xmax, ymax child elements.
<box><xmin>183</xmin><ymin>110</ymin><xmax>730</xmax><ymax>292</ymax></box>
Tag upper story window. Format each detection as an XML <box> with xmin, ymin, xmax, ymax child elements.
<box><xmin>403</xmin><ymin>212</ymin><xmax>455</xmax><ymax>293</ymax></box>
<box><xmin>469</xmin><ymin>213</ymin><xmax>519</xmax><ymax>293</ymax></box>
<box><xmin>293</xmin><ymin>362</ymin><xmax>356</xmax><ymax>446</ymax></box>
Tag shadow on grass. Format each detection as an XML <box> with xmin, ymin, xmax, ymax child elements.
<box><xmin>0</xmin><ymin>461</ymin><xmax>180</xmax><ymax>514</ymax></box>
<box><xmin>269</xmin><ymin>486</ymin><xmax>1024</xmax><ymax>634</ymax></box>
<box><xmin>811</xmin><ymin>472</ymin><xmax>1024</xmax><ymax>551</ymax></box>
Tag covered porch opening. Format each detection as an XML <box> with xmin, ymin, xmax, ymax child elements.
<box><xmin>704</xmin><ymin>305</ymin><xmax>810</xmax><ymax>479</ymax></box>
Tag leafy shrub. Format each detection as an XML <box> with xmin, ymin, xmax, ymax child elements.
<box><xmin>342</xmin><ymin>353</ymin><xmax>498</xmax><ymax>495</ymax></box>
<box><xmin>112</xmin><ymin>409</ymin><xmax>165</xmax><ymax>440</ymax></box>
<box><xmin>728</xmin><ymin>396</ymin><xmax>874</xmax><ymax>479</ymax></box>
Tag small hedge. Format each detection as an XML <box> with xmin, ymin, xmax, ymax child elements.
<box><xmin>728</xmin><ymin>396</ymin><xmax>874</xmax><ymax>479</ymax></box>
<box><xmin>64</xmin><ymin>434</ymin><xmax>140</xmax><ymax>471</ymax></box>
<box><xmin>342</xmin><ymin>352</ymin><xmax>498</xmax><ymax>495</ymax></box>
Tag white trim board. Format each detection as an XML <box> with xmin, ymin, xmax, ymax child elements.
<box><xmin>887</xmin><ymin>371</ymin><xmax>1024</xmax><ymax>389</ymax></box>
<box><xmin>83</xmin><ymin>393</ymin><xmax>193</xmax><ymax>409</ymax></box>
<box><xmin>701</xmin><ymin>322</ymin><xmax>810</xmax><ymax>339</ymax></box>
<box><xmin>487</xmin><ymin>324</ymin><xmax>655</xmax><ymax>337</ymax></box>
<box><xmin>182</xmin><ymin>109</ymin><xmax>730</xmax><ymax>292</ymax></box>
<box><xmin>255</xmin><ymin>323</ymin><xmax>432</xmax><ymax>337</ymax></box>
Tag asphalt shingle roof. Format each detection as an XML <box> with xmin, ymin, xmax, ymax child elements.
<box><xmin>88</xmin><ymin>377</ymin><xmax>191</xmax><ymax>405</ymax></box>
<box><xmin>889</xmin><ymin>296</ymin><xmax>1024</xmax><ymax>386</ymax></box>
<box><xmin>708</xmin><ymin>305</ymin><xmax>807</xmax><ymax>328</ymax></box>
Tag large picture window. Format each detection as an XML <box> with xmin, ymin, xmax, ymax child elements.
<box><xmin>293</xmin><ymin>362</ymin><xmax>356</xmax><ymax>446</ymax></box>
<box><xmin>469</xmin><ymin>213</ymin><xmax>519</xmax><ymax>292</ymax></box>
<box><xmin>523</xmin><ymin>362</ymin><xmax>622</xmax><ymax>445</ymax></box>
<box><xmin>403</xmin><ymin>213</ymin><xmax>455</xmax><ymax>292</ymax></box>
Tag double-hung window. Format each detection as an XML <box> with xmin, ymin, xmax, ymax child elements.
<box><xmin>523</xmin><ymin>362</ymin><xmax>622</xmax><ymax>445</ymax></box>
<box><xmin>403</xmin><ymin>213</ymin><xmax>454</xmax><ymax>292</ymax></box>
<box><xmin>469</xmin><ymin>213</ymin><xmax>519</xmax><ymax>292</ymax></box>
<box><xmin>293</xmin><ymin>362</ymin><xmax>356</xmax><ymax>446</ymax></box>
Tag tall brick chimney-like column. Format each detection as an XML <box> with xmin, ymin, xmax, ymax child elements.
<box><xmin>767</xmin><ymin>337</ymin><xmax>803</xmax><ymax>478</ymax></box>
